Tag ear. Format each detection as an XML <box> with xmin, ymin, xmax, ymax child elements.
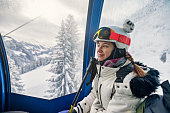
<box><xmin>112</xmin><ymin>48</ymin><xmax>126</xmax><ymax>59</ymax></box>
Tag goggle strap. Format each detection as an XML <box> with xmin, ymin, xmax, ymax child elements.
<box><xmin>93</xmin><ymin>28</ymin><xmax>131</xmax><ymax>46</ymax></box>
<box><xmin>93</xmin><ymin>28</ymin><xmax>103</xmax><ymax>40</ymax></box>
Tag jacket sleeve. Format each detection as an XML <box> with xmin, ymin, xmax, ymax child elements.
<box><xmin>130</xmin><ymin>63</ymin><xmax>160</xmax><ymax>98</ymax></box>
<box><xmin>74</xmin><ymin>83</ymin><xmax>97</xmax><ymax>113</ymax></box>
<box><xmin>90</xmin><ymin>83</ymin><xmax>141</xmax><ymax>113</ymax></box>
<box><xmin>91</xmin><ymin>63</ymin><xmax>160</xmax><ymax>113</ymax></box>
<box><xmin>161</xmin><ymin>80</ymin><xmax>170</xmax><ymax>110</ymax></box>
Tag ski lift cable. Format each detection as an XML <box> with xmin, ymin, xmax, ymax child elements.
<box><xmin>3</xmin><ymin>16</ymin><xmax>41</xmax><ymax>37</ymax></box>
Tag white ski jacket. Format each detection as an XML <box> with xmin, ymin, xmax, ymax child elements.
<box><xmin>74</xmin><ymin>60</ymin><xmax>144</xmax><ymax>113</ymax></box>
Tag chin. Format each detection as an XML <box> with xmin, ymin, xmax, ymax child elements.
<box><xmin>98</xmin><ymin>58</ymin><xmax>104</xmax><ymax>61</ymax></box>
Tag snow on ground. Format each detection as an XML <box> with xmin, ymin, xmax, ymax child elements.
<box><xmin>129</xmin><ymin>0</ymin><xmax>170</xmax><ymax>94</ymax></box>
<box><xmin>20</xmin><ymin>64</ymin><xmax>54</xmax><ymax>99</ymax></box>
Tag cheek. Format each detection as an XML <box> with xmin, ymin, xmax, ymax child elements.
<box><xmin>105</xmin><ymin>51</ymin><xmax>112</xmax><ymax>57</ymax></box>
<box><xmin>106</xmin><ymin>47</ymin><xmax>113</xmax><ymax>55</ymax></box>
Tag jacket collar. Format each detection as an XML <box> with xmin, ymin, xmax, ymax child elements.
<box><xmin>97</xmin><ymin>59</ymin><xmax>131</xmax><ymax>77</ymax></box>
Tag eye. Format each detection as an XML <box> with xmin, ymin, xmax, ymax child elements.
<box><xmin>103</xmin><ymin>45</ymin><xmax>109</xmax><ymax>48</ymax></box>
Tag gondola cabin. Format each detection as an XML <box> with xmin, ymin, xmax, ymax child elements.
<box><xmin>0</xmin><ymin>0</ymin><xmax>170</xmax><ymax>113</ymax></box>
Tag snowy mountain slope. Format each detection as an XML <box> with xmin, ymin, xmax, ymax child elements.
<box><xmin>3</xmin><ymin>36</ymin><xmax>54</xmax><ymax>93</ymax></box>
<box><xmin>3</xmin><ymin>36</ymin><xmax>52</xmax><ymax>71</ymax></box>
<box><xmin>128</xmin><ymin>0</ymin><xmax>170</xmax><ymax>93</ymax></box>
<box><xmin>130</xmin><ymin>0</ymin><xmax>165</xmax><ymax>23</ymax></box>
<box><xmin>3</xmin><ymin>35</ymin><xmax>82</xmax><ymax>99</ymax></box>
<box><xmin>20</xmin><ymin>64</ymin><xmax>54</xmax><ymax>99</ymax></box>
<box><xmin>2</xmin><ymin>15</ymin><xmax>83</xmax><ymax>99</ymax></box>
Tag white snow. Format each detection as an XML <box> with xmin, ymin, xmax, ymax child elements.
<box><xmin>3</xmin><ymin>37</ymin><xmax>13</xmax><ymax>41</ymax></box>
<box><xmin>100</xmin><ymin>0</ymin><xmax>170</xmax><ymax>95</ymax></box>
<box><xmin>20</xmin><ymin>64</ymin><xmax>54</xmax><ymax>99</ymax></box>
<box><xmin>129</xmin><ymin>1</ymin><xmax>170</xmax><ymax>94</ymax></box>
<box><xmin>13</xmin><ymin>50</ymin><xmax>26</xmax><ymax>56</ymax></box>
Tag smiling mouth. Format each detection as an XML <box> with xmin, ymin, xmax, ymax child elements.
<box><xmin>98</xmin><ymin>54</ymin><xmax>104</xmax><ymax>57</ymax></box>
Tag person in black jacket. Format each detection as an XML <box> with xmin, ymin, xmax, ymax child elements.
<box><xmin>137</xmin><ymin>80</ymin><xmax>170</xmax><ymax>113</ymax></box>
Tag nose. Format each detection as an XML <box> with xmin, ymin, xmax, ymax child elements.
<box><xmin>97</xmin><ymin>46</ymin><xmax>103</xmax><ymax>53</ymax></box>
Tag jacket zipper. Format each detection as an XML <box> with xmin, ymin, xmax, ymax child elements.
<box><xmin>99</xmin><ymin>65</ymin><xmax>102</xmax><ymax>77</ymax></box>
<box><xmin>99</xmin><ymin>84</ymin><xmax>103</xmax><ymax>107</ymax></box>
<box><xmin>98</xmin><ymin>65</ymin><xmax>103</xmax><ymax>107</ymax></box>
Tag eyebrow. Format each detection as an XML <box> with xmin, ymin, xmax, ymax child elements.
<box><xmin>98</xmin><ymin>42</ymin><xmax>111</xmax><ymax>45</ymax></box>
<box><xmin>97</xmin><ymin>41</ymin><xmax>110</xmax><ymax>44</ymax></box>
<box><xmin>102</xmin><ymin>43</ymin><xmax>110</xmax><ymax>45</ymax></box>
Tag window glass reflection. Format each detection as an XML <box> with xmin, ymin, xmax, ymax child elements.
<box><xmin>0</xmin><ymin>0</ymin><xmax>88</xmax><ymax>99</ymax></box>
<box><xmin>100</xmin><ymin>0</ymin><xmax>170</xmax><ymax>94</ymax></box>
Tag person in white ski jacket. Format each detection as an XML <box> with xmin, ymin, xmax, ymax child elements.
<box><xmin>72</xmin><ymin>19</ymin><xmax>160</xmax><ymax>113</ymax></box>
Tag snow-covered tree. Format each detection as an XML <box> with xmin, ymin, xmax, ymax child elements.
<box><xmin>65</xmin><ymin>15</ymin><xmax>82</xmax><ymax>72</ymax></box>
<box><xmin>45</xmin><ymin>15</ymin><xmax>82</xmax><ymax>98</ymax></box>
<box><xmin>8</xmin><ymin>57</ymin><xmax>25</xmax><ymax>93</ymax></box>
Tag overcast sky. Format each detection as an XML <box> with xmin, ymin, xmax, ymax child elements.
<box><xmin>0</xmin><ymin>0</ymin><xmax>89</xmax><ymax>47</ymax></box>
<box><xmin>100</xmin><ymin>0</ymin><xmax>153</xmax><ymax>27</ymax></box>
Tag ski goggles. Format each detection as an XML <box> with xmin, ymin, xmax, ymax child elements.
<box><xmin>93</xmin><ymin>27</ymin><xmax>131</xmax><ymax>46</ymax></box>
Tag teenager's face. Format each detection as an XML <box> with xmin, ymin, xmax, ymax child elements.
<box><xmin>97</xmin><ymin>41</ymin><xmax>114</xmax><ymax>61</ymax></box>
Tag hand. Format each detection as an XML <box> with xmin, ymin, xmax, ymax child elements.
<box><xmin>58</xmin><ymin>110</ymin><xmax>69</xmax><ymax>113</ymax></box>
<box><xmin>72</xmin><ymin>109</ymin><xmax>77</xmax><ymax>113</ymax></box>
<box><xmin>58</xmin><ymin>109</ymin><xmax>77</xmax><ymax>113</ymax></box>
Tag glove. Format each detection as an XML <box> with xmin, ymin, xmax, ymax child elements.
<box><xmin>58</xmin><ymin>109</ymin><xmax>77</xmax><ymax>113</ymax></box>
<box><xmin>58</xmin><ymin>110</ymin><xmax>69</xmax><ymax>113</ymax></box>
<box><xmin>72</xmin><ymin>109</ymin><xmax>77</xmax><ymax>113</ymax></box>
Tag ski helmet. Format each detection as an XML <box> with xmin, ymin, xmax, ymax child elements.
<box><xmin>93</xmin><ymin>19</ymin><xmax>134</xmax><ymax>51</ymax></box>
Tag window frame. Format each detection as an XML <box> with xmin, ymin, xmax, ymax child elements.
<box><xmin>0</xmin><ymin>0</ymin><xmax>104</xmax><ymax>112</ymax></box>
